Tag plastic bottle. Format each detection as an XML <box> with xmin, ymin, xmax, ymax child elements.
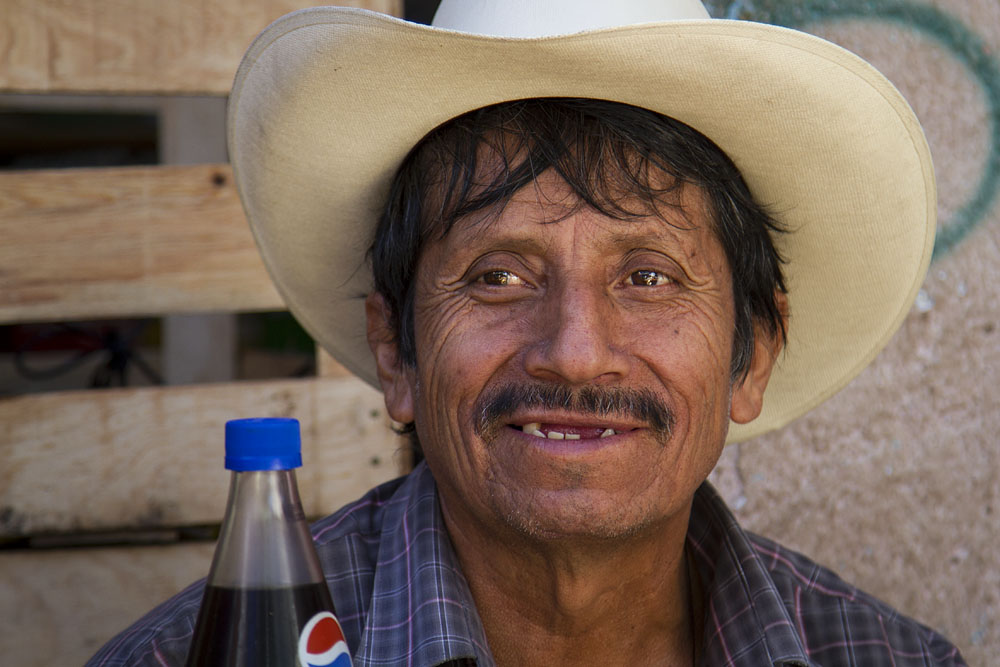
<box><xmin>186</xmin><ymin>418</ymin><xmax>352</xmax><ymax>667</ymax></box>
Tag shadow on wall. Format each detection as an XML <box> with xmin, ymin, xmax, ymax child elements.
<box><xmin>405</xmin><ymin>0</ymin><xmax>440</xmax><ymax>25</ymax></box>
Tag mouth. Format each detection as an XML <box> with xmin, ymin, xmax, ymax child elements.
<box><xmin>475</xmin><ymin>383</ymin><xmax>674</xmax><ymax>443</ymax></box>
<box><xmin>513</xmin><ymin>422</ymin><xmax>633</xmax><ymax>441</ymax></box>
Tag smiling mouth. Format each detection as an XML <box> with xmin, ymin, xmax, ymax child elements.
<box><xmin>517</xmin><ymin>422</ymin><xmax>623</xmax><ymax>440</ymax></box>
<box><xmin>476</xmin><ymin>384</ymin><xmax>674</xmax><ymax>443</ymax></box>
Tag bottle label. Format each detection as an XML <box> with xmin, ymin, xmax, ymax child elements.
<box><xmin>298</xmin><ymin>611</ymin><xmax>352</xmax><ymax>667</ymax></box>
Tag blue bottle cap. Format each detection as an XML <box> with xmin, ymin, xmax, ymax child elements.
<box><xmin>225</xmin><ymin>418</ymin><xmax>303</xmax><ymax>471</ymax></box>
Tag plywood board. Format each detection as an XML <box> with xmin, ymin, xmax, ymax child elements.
<box><xmin>0</xmin><ymin>0</ymin><xmax>404</xmax><ymax>94</ymax></box>
<box><xmin>0</xmin><ymin>163</ymin><xmax>284</xmax><ymax>323</ymax></box>
<box><xmin>0</xmin><ymin>375</ymin><xmax>407</xmax><ymax>537</ymax></box>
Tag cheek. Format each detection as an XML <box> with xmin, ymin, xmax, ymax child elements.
<box><xmin>634</xmin><ymin>298</ymin><xmax>734</xmax><ymax>376</ymax></box>
<box><xmin>632</xmin><ymin>301</ymin><xmax>736</xmax><ymax>447</ymax></box>
<box><xmin>410</xmin><ymin>297</ymin><xmax>527</xmax><ymax>437</ymax></box>
<box><xmin>414</xmin><ymin>293</ymin><xmax>531</xmax><ymax>372</ymax></box>
<box><xmin>410</xmin><ymin>300</ymin><xmax>535</xmax><ymax>496</ymax></box>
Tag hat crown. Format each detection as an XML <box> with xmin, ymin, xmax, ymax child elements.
<box><xmin>432</xmin><ymin>0</ymin><xmax>711</xmax><ymax>38</ymax></box>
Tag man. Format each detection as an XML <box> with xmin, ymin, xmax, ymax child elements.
<box><xmin>90</xmin><ymin>0</ymin><xmax>965</xmax><ymax>665</ymax></box>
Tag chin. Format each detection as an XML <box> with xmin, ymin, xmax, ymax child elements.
<box><xmin>485</xmin><ymin>482</ymin><xmax>668</xmax><ymax>543</ymax></box>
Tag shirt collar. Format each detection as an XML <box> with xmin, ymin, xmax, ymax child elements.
<box><xmin>688</xmin><ymin>482</ymin><xmax>814</xmax><ymax>666</ymax></box>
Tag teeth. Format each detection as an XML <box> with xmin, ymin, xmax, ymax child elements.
<box><xmin>520</xmin><ymin>424</ymin><xmax>617</xmax><ymax>440</ymax></box>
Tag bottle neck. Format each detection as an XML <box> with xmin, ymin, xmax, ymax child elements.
<box><xmin>230</xmin><ymin>469</ymin><xmax>306</xmax><ymax>522</ymax></box>
<box><xmin>207</xmin><ymin>468</ymin><xmax>326</xmax><ymax>588</ymax></box>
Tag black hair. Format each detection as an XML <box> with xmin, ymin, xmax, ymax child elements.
<box><xmin>369</xmin><ymin>98</ymin><xmax>787</xmax><ymax>438</ymax></box>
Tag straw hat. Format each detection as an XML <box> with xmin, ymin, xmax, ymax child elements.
<box><xmin>227</xmin><ymin>0</ymin><xmax>935</xmax><ymax>443</ymax></box>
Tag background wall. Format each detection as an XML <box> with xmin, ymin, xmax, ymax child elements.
<box><xmin>701</xmin><ymin>1</ymin><xmax>999</xmax><ymax>663</ymax></box>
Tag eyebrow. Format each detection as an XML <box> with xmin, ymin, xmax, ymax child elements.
<box><xmin>451</xmin><ymin>229</ymin><xmax>552</xmax><ymax>257</ymax></box>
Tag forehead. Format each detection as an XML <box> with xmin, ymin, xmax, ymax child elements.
<box><xmin>449</xmin><ymin>166</ymin><xmax>717</xmax><ymax>249</ymax></box>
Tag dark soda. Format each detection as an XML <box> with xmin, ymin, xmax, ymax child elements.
<box><xmin>186</xmin><ymin>419</ymin><xmax>352</xmax><ymax>666</ymax></box>
<box><xmin>186</xmin><ymin>582</ymin><xmax>338</xmax><ymax>666</ymax></box>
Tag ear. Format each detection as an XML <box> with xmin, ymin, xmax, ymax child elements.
<box><xmin>730</xmin><ymin>292</ymin><xmax>789</xmax><ymax>424</ymax></box>
<box><xmin>365</xmin><ymin>292</ymin><xmax>415</xmax><ymax>425</ymax></box>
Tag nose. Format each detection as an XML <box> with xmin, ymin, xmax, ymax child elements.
<box><xmin>523</xmin><ymin>282</ymin><xmax>630</xmax><ymax>385</ymax></box>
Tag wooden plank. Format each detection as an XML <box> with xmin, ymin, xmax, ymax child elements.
<box><xmin>0</xmin><ymin>163</ymin><xmax>286</xmax><ymax>324</ymax></box>
<box><xmin>0</xmin><ymin>375</ymin><xmax>406</xmax><ymax>537</ymax></box>
<box><xmin>0</xmin><ymin>543</ymin><xmax>216</xmax><ymax>664</ymax></box>
<box><xmin>315</xmin><ymin>345</ymin><xmax>418</xmax><ymax>471</ymax></box>
<box><xmin>0</xmin><ymin>0</ymin><xmax>404</xmax><ymax>94</ymax></box>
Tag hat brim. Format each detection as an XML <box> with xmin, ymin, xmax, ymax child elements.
<box><xmin>228</xmin><ymin>8</ymin><xmax>935</xmax><ymax>443</ymax></box>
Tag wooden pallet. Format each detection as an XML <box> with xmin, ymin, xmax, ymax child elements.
<box><xmin>0</xmin><ymin>1</ymin><xmax>405</xmax><ymax>663</ymax></box>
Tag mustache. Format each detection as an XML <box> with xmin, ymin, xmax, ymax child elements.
<box><xmin>473</xmin><ymin>383</ymin><xmax>674</xmax><ymax>441</ymax></box>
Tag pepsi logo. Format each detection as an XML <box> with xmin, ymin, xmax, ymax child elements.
<box><xmin>298</xmin><ymin>611</ymin><xmax>352</xmax><ymax>667</ymax></box>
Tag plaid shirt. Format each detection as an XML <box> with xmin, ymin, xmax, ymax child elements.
<box><xmin>89</xmin><ymin>462</ymin><xmax>965</xmax><ymax>666</ymax></box>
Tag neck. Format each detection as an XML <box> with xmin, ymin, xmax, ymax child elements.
<box><xmin>443</xmin><ymin>499</ymin><xmax>700</xmax><ymax>666</ymax></box>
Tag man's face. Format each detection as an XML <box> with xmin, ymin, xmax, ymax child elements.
<box><xmin>369</xmin><ymin>168</ymin><xmax>776</xmax><ymax>543</ymax></box>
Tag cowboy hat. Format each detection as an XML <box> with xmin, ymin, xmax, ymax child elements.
<box><xmin>227</xmin><ymin>0</ymin><xmax>935</xmax><ymax>443</ymax></box>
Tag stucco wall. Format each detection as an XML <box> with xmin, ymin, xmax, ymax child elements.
<box><xmin>703</xmin><ymin>1</ymin><xmax>999</xmax><ymax>663</ymax></box>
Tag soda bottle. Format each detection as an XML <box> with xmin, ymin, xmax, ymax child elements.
<box><xmin>186</xmin><ymin>418</ymin><xmax>352</xmax><ymax>667</ymax></box>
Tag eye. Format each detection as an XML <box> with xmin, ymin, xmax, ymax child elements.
<box><xmin>478</xmin><ymin>269</ymin><xmax>524</xmax><ymax>286</ymax></box>
<box><xmin>628</xmin><ymin>269</ymin><xmax>672</xmax><ymax>287</ymax></box>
